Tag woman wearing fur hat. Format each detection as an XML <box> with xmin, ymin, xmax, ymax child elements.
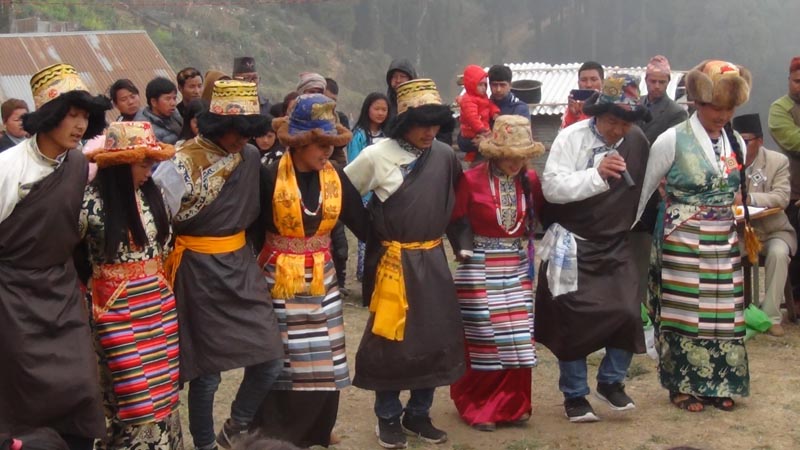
<box><xmin>0</xmin><ymin>63</ymin><xmax>111</xmax><ymax>449</ymax></box>
<box><xmin>449</xmin><ymin>115</ymin><xmax>545</xmax><ymax>431</ymax></box>
<box><xmin>249</xmin><ymin>94</ymin><xmax>368</xmax><ymax>448</ymax></box>
<box><xmin>638</xmin><ymin>60</ymin><xmax>753</xmax><ymax>412</ymax></box>
<box><xmin>79</xmin><ymin>121</ymin><xmax>182</xmax><ymax>449</ymax></box>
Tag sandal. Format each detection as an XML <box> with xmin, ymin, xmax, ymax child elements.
<box><xmin>669</xmin><ymin>391</ymin><xmax>704</xmax><ymax>412</ymax></box>
<box><xmin>701</xmin><ymin>396</ymin><xmax>735</xmax><ymax>411</ymax></box>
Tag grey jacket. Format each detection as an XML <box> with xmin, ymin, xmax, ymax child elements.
<box><xmin>747</xmin><ymin>146</ymin><xmax>797</xmax><ymax>255</ymax></box>
<box><xmin>134</xmin><ymin>107</ymin><xmax>183</xmax><ymax>145</ymax></box>
<box><xmin>639</xmin><ymin>95</ymin><xmax>687</xmax><ymax>144</ymax></box>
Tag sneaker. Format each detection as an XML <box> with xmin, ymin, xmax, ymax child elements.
<box><xmin>376</xmin><ymin>417</ymin><xmax>407</xmax><ymax>449</ymax></box>
<box><xmin>215</xmin><ymin>418</ymin><xmax>247</xmax><ymax>449</ymax></box>
<box><xmin>401</xmin><ymin>414</ymin><xmax>447</xmax><ymax>444</ymax></box>
<box><xmin>564</xmin><ymin>396</ymin><xmax>600</xmax><ymax>423</ymax></box>
<box><xmin>595</xmin><ymin>382</ymin><xmax>636</xmax><ymax>411</ymax></box>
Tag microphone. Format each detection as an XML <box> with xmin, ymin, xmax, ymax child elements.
<box><xmin>606</xmin><ymin>149</ymin><xmax>635</xmax><ymax>188</ymax></box>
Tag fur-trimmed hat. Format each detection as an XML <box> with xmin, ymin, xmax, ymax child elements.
<box><xmin>22</xmin><ymin>63</ymin><xmax>111</xmax><ymax>139</ymax></box>
<box><xmin>479</xmin><ymin>115</ymin><xmax>544</xmax><ymax>160</ymax></box>
<box><xmin>385</xmin><ymin>78</ymin><xmax>455</xmax><ymax>138</ymax></box>
<box><xmin>583</xmin><ymin>76</ymin><xmax>650</xmax><ymax>122</ymax></box>
<box><xmin>86</xmin><ymin>121</ymin><xmax>175</xmax><ymax>168</ymax></box>
<box><xmin>685</xmin><ymin>60</ymin><xmax>751</xmax><ymax>109</ymax></box>
<box><xmin>274</xmin><ymin>93</ymin><xmax>351</xmax><ymax>148</ymax></box>
<box><xmin>197</xmin><ymin>80</ymin><xmax>269</xmax><ymax>139</ymax></box>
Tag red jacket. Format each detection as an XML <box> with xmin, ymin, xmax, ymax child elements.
<box><xmin>458</xmin><ymin>65</ymin><xmax>500</xmax><ymax>139</ymax></box>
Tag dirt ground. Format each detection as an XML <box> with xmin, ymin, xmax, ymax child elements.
<box><xmin>181</xmin><ymin>233</ymin><xmax>800</xmax><ymax>450</ymax></box>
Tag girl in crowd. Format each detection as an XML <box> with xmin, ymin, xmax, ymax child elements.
<box><xmin>251</xmin><ymin>94</ymin><xmax>368</xmax><ymax>448</ymax></box>
<box><xmin>80</xmin><ymin>121</ymin><xmax>181</xmax><ymax>449</ymax></box>
<box><xmin>449</xmin><ymin>115</ymin><xmax>544</xmax><ymax>431</ymax></box>
<box><xmin>252</xmin><ymin>116</ymin><xmax>285</xmax><ymax>167</ymax></box>
<box><xmin>345</xmin><ymin>92</ymin><xmax>389</xmax><ymax>286</ymax></box>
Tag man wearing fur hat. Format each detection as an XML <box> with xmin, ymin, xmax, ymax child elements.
<box><xmin>733</xmin><ymin>113</ymin><xmax>796</xmax><ymax>337</ymax></box>
<box><xmin>157</xmin><ymin>80</ymin><xmax>284</xmax><ymax>450</ymax></box>
<box><xmin>768</xmin><ymin>56</ymin><xmax>800</xmax><ymax>304</ymax></box>
<box><xmin>0</xmin><ymin>63</ymin><xmax>112</xmax><ymax>448</ymax></box>
<box><xmin>233</xmin><ymin>56</ymin><xmax>270</xmax><ymax>116</ymax></box>
<box><xmin>536</xmin><ymin>76</ymin><xmax>651</xmax><ymax>423</ymax></box>
<box><xmin>640</xmin><ymin>60</ymin><xmax>753</xmax><ymax>413</ymax></box>
<box><xmin>345</xmin><ymin>79</ymin><xmax>467</xmax><ymax>449</ymax></box>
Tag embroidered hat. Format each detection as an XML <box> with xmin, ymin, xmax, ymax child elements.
<box><xmin>386</xmin><ymin>78</ymin><xmax>454</xmax><ymax>138</ymax></box>
<box><xmin>685</xmin><ymin>60</ymin><xmax>751</xmax><ymax>109</ymax></box>
<box><xmin>732</xmin><ymin>113</ymin><xmax>763</xmax><ymax>137</ymax></box>
<box><xmin>296</xmin><ymin>72</ymin><xmax>327</xmax><ymax>94</ymax></box>
<box><xmin>583</xmin><ymin>76</ymin><xmax>650</xmax><ymax>122</ymax></box>
<box><xmin>30</xmin><ymin>63</ymin><xmax>89</xmax><ymax>109</ymax></box>
<box><xmin>395</xmin><ymin>78</ymin><xmax>443</xmax><ymax>115</ymax></box>
<box><xmin>233</xmin><ymin>56</ymin><xmax>256</xmax><ymax>75</ymax></box>
<box><xmin>274</xmin><ymin>93</ymin><xmax>351</xmax><ymax>148</ymax></box>
<box><xmin>86</xmin><ymin>121</ymin><xmax>175</xmax><ymax>168</ymax></box>
<box><xmin>646</xmin><ymin>55</ymin><xmax>672</xmax><ymax>76</ymax></box>
<box><xmin>790</xmin><ymin>56</ymin><xmax>800</xmax><ymax>73</ymax></box>
<box><xmin>209</xmin><ymin>80</ymin><xmax>261</xmax><ymax>116</ymax></box>
<box><xmin>479</xmin><ymin>115</ymin><xmax>545</xmax><ymax>160</ymax></box>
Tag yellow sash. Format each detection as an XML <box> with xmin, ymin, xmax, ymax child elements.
<box><xmin>271</xmin><ymin>152</ymin><xmax>341</xmax><ymax>298</ymax></box>
<box><xmin>164</xmin><ymin>232</ymin><xmax>246</xmax><ymax>287</ymax></box>
<box><xmin>370</xmin><ymin>238</ymin><xmax>442</xmax><ymax>341</ymax></box>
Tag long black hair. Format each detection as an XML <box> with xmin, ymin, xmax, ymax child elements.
<box><xmin>94</xmin><ymin>164</ymin><xmax>170</xmax><ymax>262</ymax></box>
<box><xmin>353</xmin><ymin>92</ymin><xmax>390</xmax><ymax>135</ymax></box>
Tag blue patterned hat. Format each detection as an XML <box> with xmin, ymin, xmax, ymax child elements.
<box><xmin>583</xmin><ymin>76</ymin><xmax>650</xmax><ymax>122</ymax></box>
<box><xmin>274</xmin><ymin>93</ymin><xmax>351</xmax><ymax>147</ymax></box>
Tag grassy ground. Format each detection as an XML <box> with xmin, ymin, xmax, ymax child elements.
<box><xmin>180</xmin><ymin>234</ymin><xmax>800</xmax><ymax>450</ymax></box>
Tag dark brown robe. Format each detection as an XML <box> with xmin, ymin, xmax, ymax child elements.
<box><xmin>535</xmin><ymin>127</ymin><xmax>650</xmax><ymax>361</ymax></box>
<box><xmin>0</xmin><ymin>150</ymin><xmax>105</xmax><ymax>439</ymax></box>
<box><xmin>173</xmin><ymin>145</ymin><xmax>283</xmax><ymax>382</ymax></box>
<box><xmin>353</xmin><ymin>140</ymin><xmax>468</xmax><ymax>391</ymax></box>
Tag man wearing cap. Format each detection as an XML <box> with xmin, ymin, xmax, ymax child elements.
<box><xmin>768</xmin><ymin>56</ymin><xmax>800</xmax><ymax>303</ymax></box>
<box><xmin>0</xmin><ymin>63</ymin><xmax>111</xmax><ymax>448</ymax></box>
<box><xmin>487</xmin><ymin>64</ymin><xmax>530</xmax><ymax>118</ymax></box>
<box><xmin>536</xmin><ymin>77</ymin><xmax>651</xmax><ymax>423</ymax></box>
<box><xmin>733</xmin><ymin>113</ymin><xmax>796</xmax><ymax>336</ymax></box>
<box><xmin>345</xmin><ymin>78</ymin><xmax>466</xmax><ymax>449</ymax></box>
<box><xmin>157</xmin><ymin>80</ymin><xmax>284</xmax><ymax>450</ymax></box>
<box><xmin>233</xmin><ymin>56</ymin><xmax>270</xmax><ymax>116</ymax></box>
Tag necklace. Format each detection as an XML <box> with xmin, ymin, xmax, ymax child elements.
<box><xmin>488</xmin><ymin>169</ymin><xmax>526</xmax><ymax>235</ymax></box>
<box><xmin>299</xmin><ymin>189</ymin><xmax>323</xmax><ymax>216</ymax></box>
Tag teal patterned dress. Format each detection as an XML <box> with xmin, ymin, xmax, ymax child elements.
<box><xmin>650</xmin><ymin>118</ymin><xmax>749</xmax><ymax>398</ymax></box>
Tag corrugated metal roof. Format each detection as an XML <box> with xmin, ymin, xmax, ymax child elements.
<box><xmin>0</xmin><ymin>30</ymin><xmax>174</xmax><ymax>120</ymax></box>
<box><xmin>458</xmin><ymin>62</ymin><xmax>685</xmax><ymax>117</ymax></box>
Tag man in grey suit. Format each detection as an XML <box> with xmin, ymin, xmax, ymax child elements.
<box><xmin>631</xmin><ymin>55</ymin><xmax>689</xmax><ymax>310</ymax></box>
<box><xmin>734</xmin><ymin>113</ymin><xmax>797</xmax><ymax>337</ymax></box>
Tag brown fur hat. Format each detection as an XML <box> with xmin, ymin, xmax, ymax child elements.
<box><xmin>479</xmin><ymin>115</ymin><xmax>545</xmax><ymax>160</ymax></box>
<box><xmin>274</xmin><ymin>94</ymin><xmax>351</xmax><ymax>148</ymax></box>
<box><xmin>685</xmin><ymin>60</ymin><xmax>751</xmax><ymax>109</ymax></box>
<box><xmin>87</xmin><ymin>121</ymin><xmax>175</xmax><ymax>168</ymax></box>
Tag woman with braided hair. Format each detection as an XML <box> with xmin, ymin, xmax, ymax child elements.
<box><xmin>448</xmin><ymin>115</ymin><xmax>545</xmax><ymax>431</ymax></box>
<box><xmin>638</xmin><ymin>60</ymin><xmax>753</xmax><ymax>413</ymax></box>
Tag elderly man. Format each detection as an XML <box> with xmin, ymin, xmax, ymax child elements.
<box><xmin>769</xmin><ymin>56</ymin><xmax>800</xmax><ymax>303</ymax></box>
<box><xmin>536</xmin><ymin>77</ymin><xmax>651</xmax><ymax>423</ymax></box>
<box><xmin>233</xmin><ymin>56</ymin><xmax>270</xmax><ymax>116</ymax></box>
<box><xmin>561</xmin><ymin>61</ymin><xmax>604</xmax><ymax>129</ymax></box>
<box><xmin>734</xmin><ymin>113</ymin><xmax>797</xmax><ymax>336</ymax></box>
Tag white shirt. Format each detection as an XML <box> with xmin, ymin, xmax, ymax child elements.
<box><xmin>541</xmin><ymin>119</ymin><xmax>612</xmax><ymax>204</ymax></box>
<box><xmin>344</xmin><ymin>138</ymin><xmax>418</xmax><ymax>202</ymax></box>
<box><xmin>0</xmin><ymin>136</ymin><xmax>68</xmax><ymax>224</ymax></box>
<box><xmin>635</xmin><ymin>113</ymin><xmax>743</xmax><ymax>220</ymax></box>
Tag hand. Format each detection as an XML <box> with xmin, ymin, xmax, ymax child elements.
<box><xmin>597</xmin><ymin>154</ymin><xmax>627</xmax><ymax>180</ymax></box>
<box><xmin>657</xmin><ymin>178</ymin><xmax>667</xmax><ymax>199</ymax></box>
<box><xmin>568</xmin><ymin>97</ymin><xmax>583</xmax><ymax>116</ymax></box>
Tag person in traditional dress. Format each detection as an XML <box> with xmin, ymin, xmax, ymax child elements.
<box><xmin>79</xmin><ymin>121</ymin><xmax>181</xmax><ymax>449</ymax></box>
<box><xmin>0</xmin><ymin>63</ymin><xmax>111</xmax><ymax>449</ymax></box>
<box><xmin>155</xmin><ymin>80</ymin><xmax>284</xmax><ymax>450</ymax></box>
<box><xmin>449</xmin><ymin>115</ymin><xmax>545</xmax><ymax>431</ymax></box>
<box><xmin>248</xmin><ymin>93</ymin><xmax>368</xmax><ymax>448</ymax></box>
<box><xmin>344</xmin><ymin>79</ymin><xmax>466</xmax><ymax>449</ymax></box>
<box><xmin>639</xmin><ymin>60</ymin><xmax>753</xmax><ymax>413</ymax></box>
<box><xmin>536</xmin><ymin>76</ymin><xmax>651</xmax><ymax>423</ymax></box>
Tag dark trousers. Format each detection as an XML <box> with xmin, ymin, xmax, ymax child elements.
<box><xmin>786</xmin><ymin>202</ymin><xmax>800</xmax><ymax>298</ymax></box>
<box><xmin>187</xmin><ymin>358</ymin><xmax>283</xmax><ymax>449</ymax></box>
<box><xmin>374</xmin><ymin>388</ymin><xmax>436</xmax><ymax>420</ymax></box>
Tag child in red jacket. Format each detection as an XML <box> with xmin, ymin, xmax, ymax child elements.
<box><xmin>457</xmin><ymin>65</ymin><xmax>500</xmax><ymax>154</ymax></box>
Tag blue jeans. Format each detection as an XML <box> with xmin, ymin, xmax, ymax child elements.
<box><xmin>188</xmin><ymin>358</ymin><xmax>283</xmax><ymax>449</ymax></box>
<box><xmin>374</xmin><ymin>388</ymin><xmax>435</xmax><ymax>420</ymax></box>
<box><xmin>558</xmin><ymin>347</ymin><xmax>633</xmax><ymax>399</ymax></box>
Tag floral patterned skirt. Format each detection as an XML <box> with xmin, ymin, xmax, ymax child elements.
<box><xmin>657</xmin><ymin>330</ymin><xmax>749</xmax><ymax>398</ymax></box>
<box><xmin>96</xmin><ymin>409</ymin><xmax>183</xmax><ymax>450</ymax></box>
